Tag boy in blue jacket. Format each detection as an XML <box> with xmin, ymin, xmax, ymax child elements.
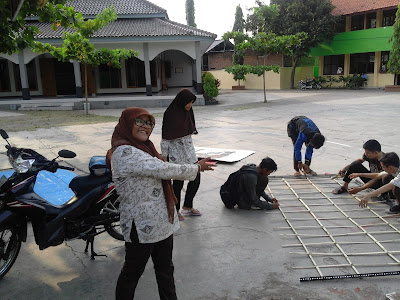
<box><xmin>287</xmin><ymin>116</ymin><xmax>325</xmax><ymax>176</ymax></box>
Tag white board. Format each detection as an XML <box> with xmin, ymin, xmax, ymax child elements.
<box><xmin>195</xmin><ymin>147</ymin><xmax>255</xmax><ymax>163</ymax></box>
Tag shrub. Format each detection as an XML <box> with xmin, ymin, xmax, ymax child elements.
<box><xmin>202</xmin><ymin>72</ymin><xmax>219</xmax><ymax>100</ymax></box>
<box><xmin>315</xmin><ymin>75</ymin><xmax>367</xmax><ymax>89</ymax></box>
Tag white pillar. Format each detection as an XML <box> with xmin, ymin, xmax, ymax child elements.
<box><xmin>195</xmin><ymin>41</ymin><xmax>202</xmax><ymax>94</ymax></box>
<box><xmin>72</xmin><ymin>60</ymin><xmax>83</xmax><ymax>97</ymax></box>
<box><xmin>18</xmin><ymin>51</ymin><xmax>30</xmax><ymax>99</ymax></box>
<box><xmin>143</xmin><ymin>43</ymin><xmax>152</xmax><ymax>96</ymax></box>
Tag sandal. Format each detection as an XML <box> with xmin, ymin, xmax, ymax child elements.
<box><xmin>305</xmin><ymin>169</ymin><xmax>317</xmax><ymax>176</ymax></box>
<box><xmin>181</xmin><ymin>207</ymin><xmax>202</xmax><ymax>216</ymax></box>
<box><xmin>177</xmin><ymin>211</ymin><xmax>185</xmax><ymax>221</ymax></box>
<box><xmin>332</xmin><ymin>186</ymin><xmax>348</xmax><ymax>194</ymax></box>
<box><xmin>294</xmin><ymin>171</ymin><xmax>302</xmax><ymax>177</ymax></box>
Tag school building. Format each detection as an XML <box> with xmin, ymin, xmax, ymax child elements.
<box><xmin>311</xmin><ymin>0</ymin><xmax>399</xmax><ymax>88</ymax></box>
<box><xmin>0</xmin><ymin>0</ymin><xmax>216</xmax><ymax>100</ymax></box>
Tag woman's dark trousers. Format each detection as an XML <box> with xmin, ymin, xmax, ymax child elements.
<box><xmin>173</xmin><ymin>172</ymin><xmax>201</xmax><ymax>210</ymax></box>
<box><xmin>115</xmin><ymin>226</ymin><xmax>177</xmax><ymax>300</ymax></box>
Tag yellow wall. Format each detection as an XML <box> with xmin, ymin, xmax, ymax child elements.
<box><xmin>377</xmin><ymin>73</ymin><xmax>395</xmax><ymax>87</ymax></box>
<box><xmin>208</xmin><ymin>65</ymin><xmax>394</xmax><ymax>90</ymax></box>
<box><xmin>209</xmin><ymin>69</ymin><xmax>281</xmax><ymax>90</ymax></box>
<box><xmin>280</xmin><ymin>67</ymin><xmax>315</xmax><ymax>89</ymax></box>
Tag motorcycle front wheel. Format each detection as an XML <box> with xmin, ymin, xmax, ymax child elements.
<box><xmin>102</xmin><ymin>197</ymin><xmax>124</xmax><ymax>241</ymax></box>
<box><xmin>0</xmin><ymin>224</ymin><xmax>22</xmax><ymax>279</ymax></box>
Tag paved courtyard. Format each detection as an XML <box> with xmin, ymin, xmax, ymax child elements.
<box><xmin>1</xmin><ymin>89</ymin><xmax>400</xmax><ymax>299</ymax></box>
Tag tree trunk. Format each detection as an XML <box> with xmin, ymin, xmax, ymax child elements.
<box><xmin>290</xmin><ymin>57</ymin><xmax>299</xmax><ymax>89</ymax></box>
<box><xmin>263</xmin><ymin>72</ymin><xmax>267</xmax><ymax>103</ymax></box>
<box><xmin>263</xmin><ymin>55</ymin><xmax>267</xmax><ymax>103</ymax></box>
<box><xmin>84</xmin><ymin>64</ymin><xmax>89</xmax><ymax>115</ymax></box>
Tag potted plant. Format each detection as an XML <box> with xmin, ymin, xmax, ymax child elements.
<box><xmin>225</xmin><ymin>64</ymin><xmax>249</xmax><ymax>90</ymax></box>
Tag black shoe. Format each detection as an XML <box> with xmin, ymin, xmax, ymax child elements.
<box><xmin>386</xmin><ymin>205</ymin><xmax>400</xmax><ymax>215</ymax></box>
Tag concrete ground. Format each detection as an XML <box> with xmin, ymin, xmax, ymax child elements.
<box><xmin>0</xmin><ymin>89</ymin><xmax>400</xmax><ymax>300</ymax></box>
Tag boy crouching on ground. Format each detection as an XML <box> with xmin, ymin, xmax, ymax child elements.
<box><xmin>333</xmin><ymin>139</ymin><xmax>384</xmax><ymax>195</ymax></box>
<box><xmin>220</xmin><ymin>157</ymin><xmax>280</xmax><ymax>210</ymax></box>
<box><xmin>359</xmin><ymin>152</ymin><xmax>400</xmax><ymax>214</ymax></box>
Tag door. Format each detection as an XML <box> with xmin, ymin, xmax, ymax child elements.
<box><xmin>39</xmin><ymin>59</ymin><xmax>57</xmax><ymax>97</ymax></box>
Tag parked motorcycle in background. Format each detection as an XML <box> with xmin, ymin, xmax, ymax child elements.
<box><xmin>0</xmin><ymin>129</ymin><xmax>122</xmax><ymax>279</ymax></box>
<box><xmin>297</xmin><ymin>77</ymin><xmax>322</xmax><ymax>90</ymax></box>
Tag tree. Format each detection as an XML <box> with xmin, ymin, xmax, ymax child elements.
<box><xmin>34</xmin><ymin>6</ymin><xmax>137</xmax><ymax>115</ymax></box>
<box><xmin>232</xmin><ymin>5</ymin><xmax>245</xmax><ymax>32</ymax></box>
<box><xmin>235</xmin><ymin>32</ymin><xmax>305</xmax><ymax>102</ymax></box>
<box><xmin>0</xmin><ymin>0</ymin><xmax>81</xmax><ymax>55</ymax></box>
<box><xmin>265</xmin><ymin>0</ymin><xmax>338</xmax><ymax>88</ymax></box>
<box><xmin>245</xmin><ymin>1</ymin><xmax>279</xmax><ymax>34</ymax></box>
<box><xmin>185</xmin><ymin>0</ymin><xmax>196</xmax><ymax>27</ymax></box>
<box><xmin>223</xmin><ymin>31</ymin><xmax>248</xmax><ymax>82</ymax></box>
<box><xmin>388</xmin><ymin>4</ymin><xmax>400</xmax><ymax>85</ymax></box>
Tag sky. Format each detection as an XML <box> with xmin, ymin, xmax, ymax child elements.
<box><xmin>148</xmin><ymin>0</ymin><xmax>270</xmax><ymax>39</ymax></box>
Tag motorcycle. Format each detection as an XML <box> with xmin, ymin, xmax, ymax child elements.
<box><xmin>297</xmin><ymin>77</ymin><xmax>322</xmax><ymax>90</ymax></box>
<box><xmin>0</xmin><ymin>129</ymin><xmax>122</xmax><ymax>279</ymax></box>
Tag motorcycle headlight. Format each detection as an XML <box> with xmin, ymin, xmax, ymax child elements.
<box><xmin>9</xmin><ymin>155</ymin><xmax>35</xmax><ymax>173</ymax></box>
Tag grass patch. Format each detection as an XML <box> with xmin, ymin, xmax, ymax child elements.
<box><xmin>0</xmin><ymin>110</ymin><xmax>119</xmax><ymax>132</ymax></box>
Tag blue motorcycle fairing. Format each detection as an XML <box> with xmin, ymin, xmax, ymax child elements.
<box><xmin>0</xmin><ymin>169</ymin><xmax>76</xmax><ymax>206</ymax></box>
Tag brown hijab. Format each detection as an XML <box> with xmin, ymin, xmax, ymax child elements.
<box><xmin>162</xmin><ymin>88</ymin><xmax>197</xmax><ymax>140</ymax></box>
<box><xmin>106</xmin><ymin>107</ymin><xmax>178</xmax><ymax>223</ymax></box>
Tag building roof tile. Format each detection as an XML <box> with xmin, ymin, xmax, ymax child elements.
<box><xmin>65</xmin><ymin>0</ymin><xmax>167</xmax><ymax>16</ymax></box>
<box><xmin>331</xmin><ymin>0</ymin><xmax>399</xmax><ymax>16</ymax></box>
<box><xmin>32</xmin><ymin>18</ymin><xmax>216</xmax><ymax>39</ymax></box>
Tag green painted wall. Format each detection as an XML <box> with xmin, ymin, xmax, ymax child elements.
<box><xmin>310</xmin><ymin>27</ymin><xmax>394</xmax><ymax>56</ymax></box>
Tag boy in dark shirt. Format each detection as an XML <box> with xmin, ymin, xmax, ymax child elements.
<box><xmin>236</xmin><ymin>157</ymin><xmax>280</xmax><ymax>210</ymax></box>
<box><xmin>333</xmin><ymin>139</ymin><xmax>384</xmax><ymax>194</ymax></box>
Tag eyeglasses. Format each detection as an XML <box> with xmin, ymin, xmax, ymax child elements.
<box><xmin>134</xmin><ymin>118</ymin><xmax>154</xmax><ymax>128</ymax></box>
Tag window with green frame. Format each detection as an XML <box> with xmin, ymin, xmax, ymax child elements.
<box><xmin>366</xmin><ymin>12</ymin><xmax>376</xmax><ymax>29</ymax></box>
<box><xmin>323</xmin><ymin>55</ymin><xmax>344</xmax><ymax>75</ymax></box>
<box><xmin>351</xmin><ymin>14</ymin><xmax>364</xmax><ymax>31</ymax></box>
<box><xmin>383</xmin><ymin>9</ymin><xmax>397</xmax><ymax>27</ymax></box>
<box><xmin>380</xmin><ymin>51</ymin><xmax>390</xmax><ymax>73</ymax></box>
<box><xmin>350</xmin><ymin>52</ymin><xmax>375</xmax><ymax>74</ymax></box>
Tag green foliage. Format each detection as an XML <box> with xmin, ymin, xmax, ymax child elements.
<box><xmin>249</xmin><ymin>65</ymin><xmax>280</xmax><ymax>76</ymax></box>
<box><xmin>0</xmin><ymin>0</ymin><xmax>83</xmax><ymax>54</ymax></box>
<box><xmin>225</xmin><ymin>64</ymin><xmax>280</xmax><ymax>81</ymax></box>
<box><xmin>315</xmin><ymin>75</ymin><xmax>367</xmax><ymax>89</ymax></box>
<box><xmin>237</xmin><ymin>32</ymin><xmax>307</xmax><ymax>57</ymax></box>
<box><xmin>223</xmin><ymin>31</ymin><xmax>249</xmax><ymax>65</ymax></box>
<box><xmin>339</xmin><ymin>75</ymin><xmax>367</xmax><ymax>89</ymax></box>
<box><xmin>232</xmin><ymin>5</ymin><xmax>245</xmax><ymax>32</ymax></box>
<box><xmin>388</xmin><ymin>4</ymin><xmax>400</xmax><ymax>74</ymax></box>
<box><xmin>202</xmin><ymin>72</ymin><xmax>219</xmax><ymax>100</ymax></box>
<box><xmin>185</xmin><ymin>0</ymin><xmax>196</xmax><ymax>27</ymax></box>
<box><xmin>245</xmin><ymin>2</ymin><xmax>280</xmax><ymax>34</ymax></box>
<box><xmin>265</xmin><ymin>0</ymin><xmax>339</xmax><ymax>88</ymax></box>
<box><xmin>225</xmin><ymin>65</ymin><xmax>251</xmax><ymax>83</ymax></box>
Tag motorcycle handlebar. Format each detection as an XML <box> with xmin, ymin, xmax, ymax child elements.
<box><xmin>58</xmin><ymin>165</ymin><xmax>75</xmax><ymax>171</ymax></box>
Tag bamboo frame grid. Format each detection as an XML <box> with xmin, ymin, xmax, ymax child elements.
<box><xmin>267</xmin><ymin>175</ymin><xmax>400</xmax><ymax>280</ymax></box>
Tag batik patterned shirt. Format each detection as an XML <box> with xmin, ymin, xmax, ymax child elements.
<box><xmin>161</xmin><ymin>135</ymin><xmax>197</xmax><ymax>164</ymax></box>
<box><xmin>111</xmin><ymin>145</ymin><xmax>198</xmax><ymax>243</ymax></box>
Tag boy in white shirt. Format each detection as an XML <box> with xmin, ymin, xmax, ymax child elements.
<box><xmin>359</xmin><ymin>152</ymin><xmax>400</xmax><ymax>214</ymax></box>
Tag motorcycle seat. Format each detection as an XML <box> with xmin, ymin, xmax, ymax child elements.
<box><xmin>69</xmin><ymin>174</ymin><xmax>112</xmax><ymax>197</ymax></box>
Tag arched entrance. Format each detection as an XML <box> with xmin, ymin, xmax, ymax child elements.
<box><xmin>161</xmin><ymin>50</ymin><xmax>194</xmax><ymax>89</ymax></box>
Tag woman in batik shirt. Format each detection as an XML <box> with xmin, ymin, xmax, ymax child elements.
<box><xmin>109</xmin><ymin>107</ymin><xmax>212</xmax><ymax>300</ymax></box>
